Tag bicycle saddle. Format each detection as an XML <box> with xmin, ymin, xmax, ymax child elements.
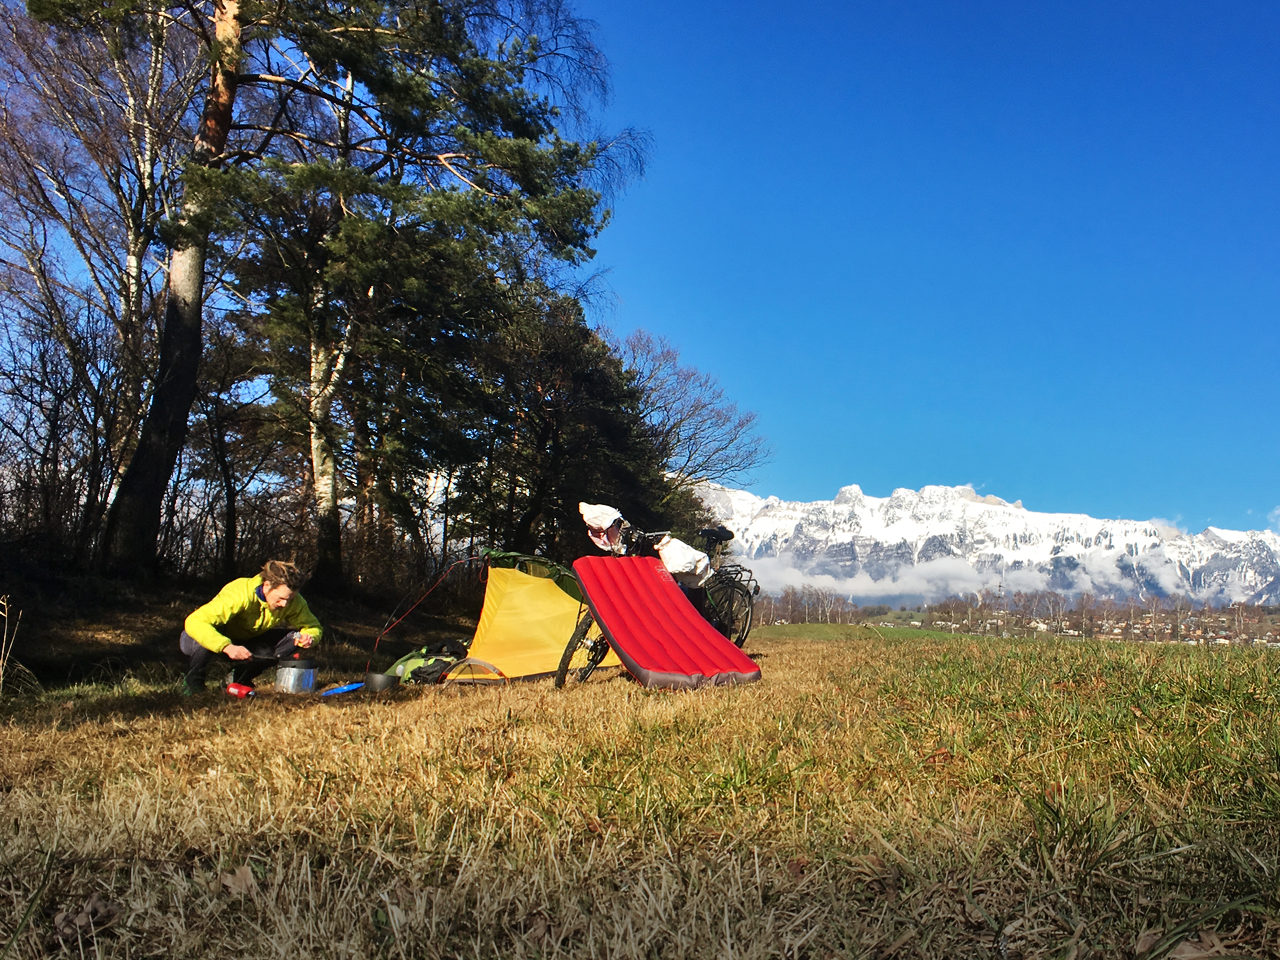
<box><xmin>698</xmin><ymin>525</ymin><xmax>734</xmax><ymax>544</ymax></box>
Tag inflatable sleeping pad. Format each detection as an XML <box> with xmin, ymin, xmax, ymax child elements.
<box><xmin>572</xmin><ymin>554</ymin><xmax>762</xmax><ymax>690</ymax></box>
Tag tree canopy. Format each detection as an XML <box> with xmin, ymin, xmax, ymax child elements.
<box><xmin>0</xmin><ymin>0</ymin><xmax>764</xmax><ymax>592</ymax></box>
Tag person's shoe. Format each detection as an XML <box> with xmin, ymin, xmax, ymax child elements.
<box><xmin>181</xmin><ymin>677</ymin><xmax>206</xmax><ymax>696</ymax></box>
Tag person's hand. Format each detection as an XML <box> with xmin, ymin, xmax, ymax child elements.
<box><xmin>224</xmin><ymin>644</ymin><xmax>252</xmax><ymax>660</ymax></box>
<box><xmin>295</xmin><ymin>635</ymin><xmax>313</xmax><ymax>648</ymax></box>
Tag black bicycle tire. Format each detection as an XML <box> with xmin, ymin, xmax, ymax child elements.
<box><xmin>554</xmin><ymin>611</ymin><xmax>608</xmax><ymax>688</ymax></box>
<box><xmin>705</xmin><ymin>577</ymin><xmax>753</xmax><ymax>647</ymax></box>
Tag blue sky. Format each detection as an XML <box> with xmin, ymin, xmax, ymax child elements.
<box><xmin>571</xmin><ymin>0</ymin><xmax>1280</xmax><ymax>534</ymax></box>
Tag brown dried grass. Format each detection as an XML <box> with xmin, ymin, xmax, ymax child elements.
<box><xmin>2</xmin><ymin>627</ymin><xmax>1279</xmax><ymax>958</ymax></box>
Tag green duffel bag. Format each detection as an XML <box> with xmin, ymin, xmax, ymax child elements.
<box><xmin>389</xmin><ymin>638</ymin><xmax>468</xmax><ymax>684</ymax></box>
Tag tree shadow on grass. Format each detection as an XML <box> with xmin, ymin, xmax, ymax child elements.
<box><xmin>9</xmin><ymin>577</ymin><xmax>476</xmax><ymax>690</ymax></box>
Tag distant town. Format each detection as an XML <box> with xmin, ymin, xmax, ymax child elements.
<box><xmin>759</xmin><ymin>587</ymin><xmax>1280</xmax><ymax>646</ymax></box>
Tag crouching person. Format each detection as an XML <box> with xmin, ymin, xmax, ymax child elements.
<box><xmin>180</xmin><ymin>560</ymin><xmax>322</xmax><ymax>695</ymax></box>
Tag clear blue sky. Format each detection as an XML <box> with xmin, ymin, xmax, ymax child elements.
<box><xmin>571</xmin><ymin>0</ymin><xmax>1280</xmax><ymax>534</ymax></box>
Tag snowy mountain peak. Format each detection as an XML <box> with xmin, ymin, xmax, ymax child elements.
<box><xmin>832</xmin><ymin>484</ymin><xmax>864</xmax><ymax>505</ymax></box>
<box><xmin>697</xmin><ymin>482</ymin><xmax>1280</xmax><ymax>605</ymax></box>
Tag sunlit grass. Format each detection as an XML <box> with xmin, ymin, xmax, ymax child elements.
<box><xmin>3</xmin><ymin>625</ymin><xmax>1279</xmax><ymax>958</ymax></box>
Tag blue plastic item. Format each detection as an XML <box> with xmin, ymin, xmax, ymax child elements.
<box><xmin>320</xmin><ymin>682</ymin><xmax>364</xmax><ymax>697</ymax></box>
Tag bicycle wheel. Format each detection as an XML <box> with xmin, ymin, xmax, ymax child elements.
<box><xmin>704</xmin><ymin>577</ymin><xmax>753</xmax><ymax>647</ymax></box>
<box><xmin>554</xmin><ymin>612</ymin><xmax>611</xmax><ymax>688</ymax></box>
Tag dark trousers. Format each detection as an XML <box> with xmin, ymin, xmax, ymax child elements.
<box><xmin>179</xmin><ymin>629</ymin><xmax>304</xmax><ymax>689</ymax></box>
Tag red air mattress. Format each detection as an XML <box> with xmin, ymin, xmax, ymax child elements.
<box><xmin>572</xmin><ymin>555</ymin><xmax>762</xmax><ymax>690</ymax></box>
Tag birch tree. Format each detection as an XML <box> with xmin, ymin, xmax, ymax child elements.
<box><xmin>0</xmin><ymin>2</ymin><xmax>199</xmax><ymax>563</ymax></box>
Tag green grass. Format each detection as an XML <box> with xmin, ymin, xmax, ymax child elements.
<box><xmin>3</xmin><ymin>624</ymin><xmax>1279</xmax><ymax>958</ymax></box>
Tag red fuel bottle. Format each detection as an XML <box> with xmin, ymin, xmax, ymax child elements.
<box><xmin>225</xmin><ymin>682</ymin><xmax>255</xmax><ymax>698</ymax></box>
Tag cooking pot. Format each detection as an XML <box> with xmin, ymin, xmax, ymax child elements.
<box><xmin>363</xmin><ymin>671</ymin><xmax>399</xmax><ymax>692</ymax></box>
<box><xmin>275</xmin><ymin>658</ymin><xmax>317</xmax><ymax>694</ymax></box>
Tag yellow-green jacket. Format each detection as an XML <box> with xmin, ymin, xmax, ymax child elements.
<box><xmin>184</xmin><ymin>576</ymin><xmax>322</xmax><ymax>653</ymax></box>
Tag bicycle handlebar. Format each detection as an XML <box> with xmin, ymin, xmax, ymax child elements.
<box><xmin>621</xmin><ymin>528</ymin><xmax>669</xmax><ymax>554</ymax></box>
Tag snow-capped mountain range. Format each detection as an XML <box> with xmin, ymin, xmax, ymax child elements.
<box><xmin>697</xmin><ymin>482</ymin><xmax>1280</xmax><ymax>605</ymax></box>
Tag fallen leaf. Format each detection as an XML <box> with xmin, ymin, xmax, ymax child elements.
<box><xmin>49</xmin><ymin>894</ymin><xmax>122</xmax><ymax>943</ymax></box>
<box><xmin>1168</xmin><ymin>931</ymin><xmax>1228</xmax><ymax>959</ymax></box>
<box><xmin>1135</xmin><ymin>928</ymin><xmax>1162</xmax><ymax>955</ymax></box>
<box><xmin>524</xmin><ymin>914</ymin><xmax>549</xmax><ymax>940</ymax></box>
<box><xmin>220</xmin><ymin>864</ymin><xmax>258</xmax><ymax>897</ymax></box>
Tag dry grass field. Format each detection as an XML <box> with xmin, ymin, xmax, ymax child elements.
<box><xmin>3</xmin><ymin>623</ymin><xmax>1280</xmax><ymax>958</ymax></box>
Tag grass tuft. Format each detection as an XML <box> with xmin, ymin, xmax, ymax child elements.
<box><xmin>0</xmin><ymin>596</ymin><xmax>39</xmax><ymax>699</ymax></box>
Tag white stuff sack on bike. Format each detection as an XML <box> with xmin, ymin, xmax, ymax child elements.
<box><xmin>656</xmin><ymin>535</ymin><xmax>712</xmax><ymax>587</ymax></box>
<box><xmin>580</xmin><ymin>502</ymin><xmax>625</xmax><ymax>553</ymax></box>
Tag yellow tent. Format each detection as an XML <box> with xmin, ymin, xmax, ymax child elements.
<box><xmin>445</xmin><ymin>565</ymin><xmax>620</xmax><ymax>682</ymax></box>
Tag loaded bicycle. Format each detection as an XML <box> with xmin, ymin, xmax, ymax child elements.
<box><xmin>695</xmin><ymin>524</ymin><xmax>759</xmax><ymax>648</ymax></box>
<box><xmin>554</xmin><ymin>523</ymin><xmax>759</xmax><ymax>688</ymax></box>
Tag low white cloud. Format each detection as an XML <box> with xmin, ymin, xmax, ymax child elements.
<box><xmin>1136</xmin><ymin>549</ymin><xmax>1187</xmax><ymax>596</ymax></box>
<box><xmin>1067</xmin><ymin>548</ymin><xmax>1132</xmax><ymax>593</ymax></box>
<box><xmin>751</xmin><ymin>555</ymin><xmax>1001</xmax><ymax>602</ymax></box>
<box><xmin>1001</xmin><ymin>567</ymin><xmax>1051</xmax><ymax>594</ymax></box>
<box><xmin>1270</xmin><ymin>506</ymin><xmax>1280</xmax><ymax>532</ymax></box>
